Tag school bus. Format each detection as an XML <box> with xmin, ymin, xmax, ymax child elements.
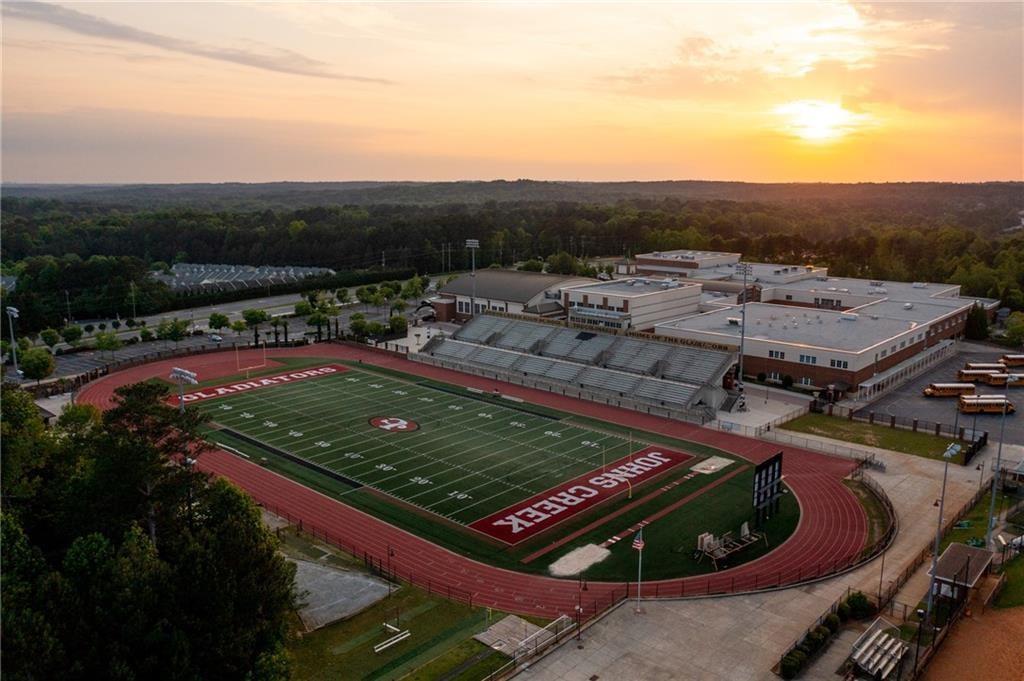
<box><xmin>922</xmin><ymin>383</ymin><xmax>976</xmax><ymax>397</ymax></box>
<box><xmin>958</xmin><ymin>369</ymin><xmax>999</xmax><ymax>382</ymax></box>
<box><xmin>1001</xmin><ymin>354</ymin><xmax>1024</xmax><ymax>368</ymax></box>
<box><xmin>980</xmin><ymin>373</ymin><xmax>1015</xmax><ymax>386</ymax></box>
<box><xmin>958</xmin><ymin>395</ymin><xmax>1015</xmax><ymax>414</ymax></box>
<box><xmin>965</xmin><ymin>362</ymin><xmax>1007</xmax><ymax>371</ymax></box>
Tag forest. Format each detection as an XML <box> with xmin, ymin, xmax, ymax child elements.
<box><xmin>1</xmin><ymin>182</ymin><xmax>1022</xmax><ymax>334</ymax></box>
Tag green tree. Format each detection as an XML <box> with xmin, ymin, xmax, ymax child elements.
<box><xmin>349</xmin><ymin>313</ymin><xmax>367</xmax><ymax>338</ymax></box>
<box><xmin>208</xmin><ymin>312</ymin><xmax>229</xmax><ymax>332</ymax></box>
<box><xmin>139</xmin><ymin>328</ymin><xmax>154</xmax><ymax>342</ymax></box>
<box><xmin>964</xmin><ymin>304</ymin><xmax>989</xmax><ymax>341</ymax></box>
<box><xmin>366</xmin><ymin>321</ymin><xmax>386</xmax><ymax>337</ymax></box>
<box><xmin>1</xmin><ymin>382</ymin><xmax>296</xmax><ymax>681</ymax></box>
<box><xmin>269</xmin><ymin>319</ymin><xmax>281</xmax><ymax>343</ymax></box>
<box><xmin>1006</xmin><ymin>311</ymin><xmax>1024</xmax><ymax>346</ymax></box>
<box><xmin>94</xmin><ymin>331</ymin><xmax>122</xmax><ymax>360</ymax></box>
<box><xmin>20</xmin><ymin>347</ymin><xmax>56</xmax><ymax>384</ymax></box>
<box><xmin>294</xmin><ymin>300</ymin><xmax>313</xmax><ymax>317</ymax></box>
<box><xmin>60</xmin><ymin>325</ymin><xmax>83</xmax><ymax>347</ymax></box>
<box><xmin>518</xmin><ymin>259</ymin><xmax>544</xmax><ymax>272</ymax></box>
<box><xmin>545</xmin><ymin>251</ymin><xmax>578</xmax><ymax>275</ymax></box>
<box><xmin>242</xmin><ymin>309</ymin><xmax>270</xmax><ymax>345</ymax></box>
<box><xmin>230</xmin><ymin>320</ymin><xmax>247</xmax><ymax>337</ymax></box>
<box><xmin>391</xmin><ymin>299</ymin><xmax>407</xmax><ymax>315</ymax></box>
<box><xmin>355</xmin><ymin>286</ymin><xmax>373</xmax><ymax>311</ymax></box>
<box><xmin>155</xmin><ymin>318</ymin><xmax>189</xmax><ymax>347</ymax></box>
<box><xmin>389</xmin><ymin>315</ymin><xmax>408</xmax><ymax>335</ymax></box>
<box><xmin>336</xmin><ymin>288</ymin><xmax>351</xmax><ymax>305</ymax></box>
<box><xmin>83</xmin><ymin>324</ymin><xmax>95</xmax><ymax>334</ymax></box>
<box><xmin>40</xmin><ymin>328</ymin><xmax>61</xmax><ymax>349</ymax></box>
<box><xmin>307</xmin><ymin>311</ymin><xmax>328</xmax><ymax>342</ymax></box>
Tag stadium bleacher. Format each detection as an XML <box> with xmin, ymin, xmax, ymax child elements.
<box><xmin>419</xmin><ymin>315</ymin><xmax>735</xmax><ymax>416</ymax></box>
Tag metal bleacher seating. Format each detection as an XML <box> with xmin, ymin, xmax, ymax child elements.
<box><xmin>425</xmin><ymin>315</ymin><xmax>735</xmax><ymax>416</ymax></box>
<box><xmin>576</xmin><ymin>367</ymin><xmax>640</xmax><ymax>395</ymax></box>
<box><xmin>494</xmin><ymin>323</ymin><xmax>555</xmax><ymax>351</ymax></box>
<box><xmin>453</xmin><ymin>316</ymin><xmax>514</xmax><ymax>344</ymax></box>
<box><xmin>604</xmin><ymin>338</ymin><xmax>671</xmax><ymax>373</ymax></box>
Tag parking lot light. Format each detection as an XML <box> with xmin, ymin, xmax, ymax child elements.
<box><xmin>986</xmin><ymin>373</ymin><xmax>1020</xmax><ymax>549</ymax></box>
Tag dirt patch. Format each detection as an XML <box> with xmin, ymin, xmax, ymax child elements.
<box><xmin>921</xmin><ymin>606</ymin><xmax>1024</xmax><ymax>681</ymax></box>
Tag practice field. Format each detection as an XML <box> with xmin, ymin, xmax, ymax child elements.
<box><xmin>190</xmin><ymin>363</ymin><xmax>693</xmax><ymax>544</ymax></box>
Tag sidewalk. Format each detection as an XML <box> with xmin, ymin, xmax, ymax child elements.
<box><xmin>524</xmin><ymin>434</ymin><xmax>1005</xmax><ymax>681</ymax></box>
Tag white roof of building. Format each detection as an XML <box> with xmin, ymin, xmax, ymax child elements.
<box><xmin>657</xmin><ymin>303</ymin><xmax>922</xmax><ymax>353</ymax></box>
<box><xmin>636</xmin><ymin>249</ymin><xmax>740</xmax><ymax>263</ymax></box>
<box><xmin>566</xmin><ymin>277</ymin><xmax>700</xmax><ymax>298</ymax></box>
<box><xmin>770</xmin><ymin>276</ymin><xmax>963</xmax><ymax>304</ymax></box>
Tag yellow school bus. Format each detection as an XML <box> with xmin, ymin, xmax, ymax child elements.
<box><xmin>922</xmin><ymin>383</ymin><xmax>976</xmax><ymax>398</ymax></box>
<box><xmin>958</xmin><ymin>369</ymin><xmax>998</xmax><ymax>382</ymax></box>
<box><xmin>958</xmin><ymin>395</ymin><xmax>1015</xmax><ymax>414</ymax></box>
<box><xmin>965</xmin><ymin>362</ymin><xmax>1007</xmax><ymax>371</ymax></box>
<box><xmin>1001</xmin><ymin>354</ymin><xmax>1024</xmax><ymax>368</ymax></box>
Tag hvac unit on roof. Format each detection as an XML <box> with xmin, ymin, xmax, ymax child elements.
<box><xmin>726</xmin><ymin>317</ymin><xmax>742</xmax><ymax>325</ymax></box>
<box><xmin>827</xmin><ymin>287</ymin><xmax>837</xmax><ymax>291</ymax></box>
<box><xmin>839</xmin><ymin>288</ymin><xmax>849</xmax><ymax>293</ymax></box>
<box><xmin>840</xmin><ymin>313</ymin><xmax>859</xmax><ymax>321</ymax></box>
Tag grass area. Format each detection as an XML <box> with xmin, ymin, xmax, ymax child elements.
<box><xmin>844</xmin><ymin>479</ymin><xmax>892</xmax><ymax>554</ymax></box>
<box><xmin>781</xmin><ymin>413</ymin><xmax>966</xmax><ymax>463</ymax></box>
<box><xmin>279</xmin><ymin>524</ymin><xmax>503</xmax><ymax>681</ymax></box>
<box><xmin>401</xmin><ymin>639</ymin><xmax>508</xmax><ymax>681</ymax></box>
<box><xmin>994</xmin><ymin>555</ymin><xmax>1024</xmax><ymax>608</ymax></box>
<box><xmin>197</xmin><ymin>359</ymin><xmax>802</xmax><ymax>580</ymax></box>
<box><xmin>940</xmin><ymin>490</ymin><xmax>1014</xmax><ymax>553</ymax></box>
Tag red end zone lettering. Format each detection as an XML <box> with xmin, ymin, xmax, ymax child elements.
<box><xmin>468</xmin><ymin>446</ymin><xmax>692</xmax><ymax>544</ymax></box>
<box><xmin>169</xmin><ymin>364</ymin><xmax>349</xmax><ymax>405</ymax></box>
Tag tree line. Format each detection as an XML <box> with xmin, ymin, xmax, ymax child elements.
<box><xmin>1</xmin><ymin>381</ymin><xmax>296</xmax><ymax>680</ymax></box>
<box><xmin>3</xmin><ymin>196</ymin><xmax>1022</xmax><ymax>333</ymax></box>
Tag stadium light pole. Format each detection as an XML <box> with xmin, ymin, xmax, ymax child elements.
<box><xmin>466</xmin><ymin>239</ymin><xmax>480</xmax><ymax>318</ymax></box>
<box><xmin>735</xmin><ymin>262</ymin><xmax>752</xmax><ymax>411</ymax></box>
<box><xmin>985</xmin><ymin>373</ymin><xmax>1020</xmax><ymax>549</ymax></box>
<box><xmin>924</xmin><ymin>441</ymin><xmax>962</xmax><ymax>625</ymax></box>
<box><xmin>169</xmin><ymin>367</ymin><xmax>198</xmax><ymax>413</ymax></box>
<box><xmin>6</xmin><ymin>306</ymin><xmax>21</xmax><ymax>378</ymax></box>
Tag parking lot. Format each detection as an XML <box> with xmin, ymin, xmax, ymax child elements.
<box><xmin>862</xmin><ymin>348</ymin><xmax>1022</xmax><ymax>448</ymax></box>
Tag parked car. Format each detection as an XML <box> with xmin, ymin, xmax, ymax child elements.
<box><xmin>210</xmin><ymin>334</ymin><xmax>223</xmax><ymax>343</ymax></box>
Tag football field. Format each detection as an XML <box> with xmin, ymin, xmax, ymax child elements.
<box><xmin>192</xmin><ymin>363</ymin><xmax>695</xmax><ymax>543</ymax></box>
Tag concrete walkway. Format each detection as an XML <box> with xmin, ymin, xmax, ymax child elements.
<box><xmin>523</xmin><ymin>437</ymin><xmax>1005</xmax><ymax>681</ymax></box>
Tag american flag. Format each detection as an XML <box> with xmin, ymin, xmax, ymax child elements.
<box><xmin>632</xmin><ymin>529</ymin><xmax>645</xmax><ymax>551</ymax></box>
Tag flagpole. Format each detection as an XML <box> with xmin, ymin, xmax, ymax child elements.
<box><xmin>636</xmin><ymin>546</ymin><xmax>643</xmax><ymax>613</ymax></box>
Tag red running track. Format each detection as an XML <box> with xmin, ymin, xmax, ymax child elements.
<box><xmin>77</xmin><ymin>344</ymin><xmax>867</xmax><ymax>618</ymax></box>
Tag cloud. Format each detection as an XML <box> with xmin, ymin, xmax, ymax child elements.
<box><xmin>3</xmin><ymin>1</ymin><xmax>391</xmax><ymax>83</ymax></box>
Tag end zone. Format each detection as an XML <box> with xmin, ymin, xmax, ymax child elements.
<box><xmin>468</xmin><ymin>446</ymin><xmax>693</xmax><ymax>544</ymax></box>
<box><xmin>169</xmin><ymin>364</ymin><xmax>349</xmax><ymax>405</ymax></box>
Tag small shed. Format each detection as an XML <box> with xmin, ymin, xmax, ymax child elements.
<box><xmin>926</xmin><ymin>542</ymin><xmax>993</xmax><ymax>600</ymax></box>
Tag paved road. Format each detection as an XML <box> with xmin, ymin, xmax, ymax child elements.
<box><xmin>5</xmin><ymin>297</ymin><xmax>428</xmax><ymax>383</ymax></box>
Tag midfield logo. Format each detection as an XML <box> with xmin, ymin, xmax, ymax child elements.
<box><xmin>369</xmin><ymin>416</ymin><xmax>420</xmax><ymax>432</ymax></box>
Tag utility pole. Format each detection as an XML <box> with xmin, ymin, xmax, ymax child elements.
<box><xmin>925</xmin><ymin>442</ymin><xmax>962</xmax><ymax>623</ymax></box>
<box><xmin>64</xmin><ymin>290</ymin><xmax>72</xmax><ymax>325</ymax></box>
<box><xmin>736</xmin><ymin>262</ymin><xmax>753</xmax><ymax>411</ymax></box>
<box><xmin>466</xmin><ymin>239</ymin><xmax>479</xmax><ymax>317</ymax></box>
<box><xmin>382</xmin><ymin>251</ymin><xmax>386</xmax><ymax>269</ymax></box>
<box><xmin>130</xmin><ymin>282</ymin><xmax>138</xmax><ymax>320</ymax></box>
<box><xmin>6</xmin><ymin>306</ymin><xmax>21</xmax><ymax>377</ymax></box>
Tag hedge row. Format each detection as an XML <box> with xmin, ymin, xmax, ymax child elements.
<box><xmin>780</xmin><ymin>591</ymin><xmax>877</xmax><ymax>679</ymax></box>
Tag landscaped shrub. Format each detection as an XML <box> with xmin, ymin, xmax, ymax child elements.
<box><xmin>836</xmin><ymin>601</ymin><xmax>851</xmax><ymax>622</ymax></box>
<box><xmin>781</xmin><ymin>651</ymin><xmax>807</xmax><ymax>679</ymax></box>
<box><xmin>757</xmin><ymin>372</ymin><xmax>767</xmax><ymax>383</ymax></box>
<box><xmin>803</xmin><ymin>629</ymin><xmax>826</xmax><ymax>653</ymax></box>
<box><xmin>782</xmin><ymin>375</ymin><xmax>794</xmax><ymax>388</ymax></box>
<box><xmin>846</xmin><ymin>591</ymin><xmax>875</xmax><ymax>619</ymax></box>
<box><xmin>814</xmin><ymin>625</ymin><xmax>831</xmax><ymax>640</ymax></box>
<box><xmin>824</xmin><ymin>613</ymin><xmax>841</xmax><ymax>633</ymax></box>
<box><xmin>139</xmin><ymin>329</ymin><xmax>154</xmax><ymax>342</ymax></box>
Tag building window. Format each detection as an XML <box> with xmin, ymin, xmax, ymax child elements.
<box><xmin>880</xmin><ymin>350</ymin><xmax>888</xmax><ymax>358</ymax></box>
<box><xmin>799</xmin><ymin>377</ymin><xmax>813</xmax><ymax>386</ymax></box>
<box><xmin>785</xmin><ymin>295</ymin><xmax>793</xmax><ymax>301</ymax></box>
<box><xmin>769</xmin><ymin>371</ymin><xmax>781</xmax><ymax>381</ymax></box>
<box><xmin>769</xmin><ymin>350</ymin><xmax>785</xmax><ymax>359</ymax></box>
<box><xmin>799</xmin><ymin>354</ymin><xmax>817</xmax><ymax>365</ymax></box>
<box><xmin>830</xmin><ymin>359</ymin><xmax>849</xmax><ymax>369</ymax></box>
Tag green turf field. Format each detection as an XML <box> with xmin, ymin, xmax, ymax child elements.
<box><xmin>196</xmin><ymin>364</ymin><xmax>668</xmax><ymax>526</ymax></box>
<box><xmin>195</xmin><ymin>359</ymin><xmax>801</xmax><ymax>579</ymax></box>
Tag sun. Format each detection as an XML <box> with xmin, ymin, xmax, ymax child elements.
<box><xmin>774</xmin><ymin>100</ymin><xmax>869</xmax><ymax>142</ymax></box>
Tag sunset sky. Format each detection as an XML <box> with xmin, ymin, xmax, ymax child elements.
<box><xmin>2</xmin><ymin>1</ymin><xmax>1021</xmax><ymax>183</ymax></box>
